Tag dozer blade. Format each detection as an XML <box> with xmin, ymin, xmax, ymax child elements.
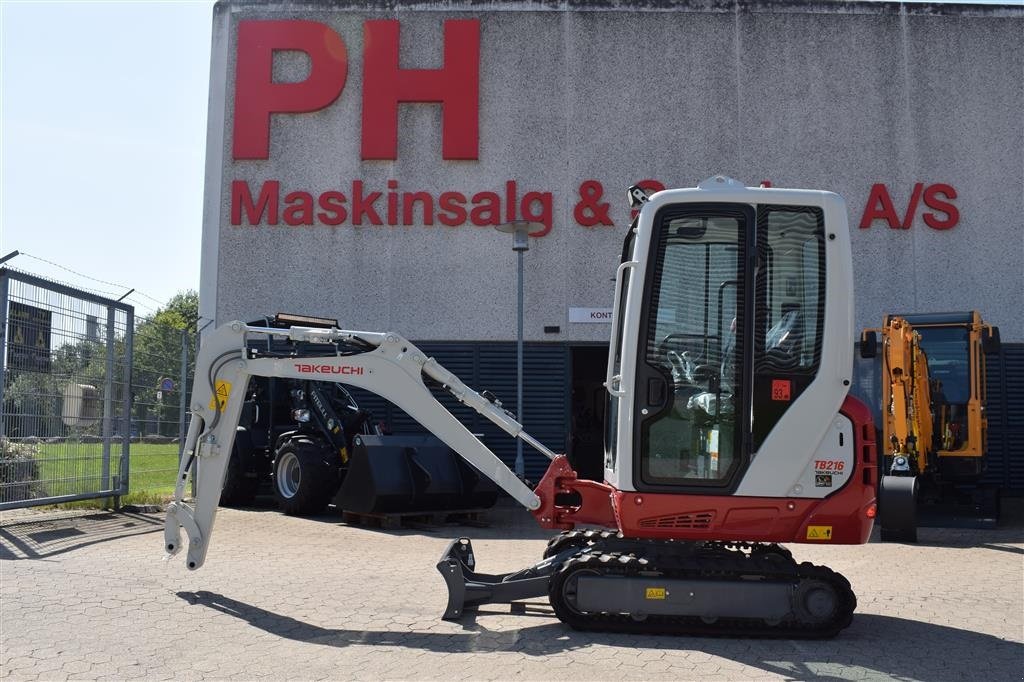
<box><xmin>336</xmin><ymin>435</ymin><xmax>498</xmax><ymax>515</ymax></box>
<box><xmin>436</xmin><ymin>537</ymin><xmax>553</xmax><ymax>620</ymax></box>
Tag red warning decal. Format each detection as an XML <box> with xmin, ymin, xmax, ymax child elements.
<box><xmin>771</xmin><ymin>379</ymin><xmax>792</xmax><ymax>401</ymax></box>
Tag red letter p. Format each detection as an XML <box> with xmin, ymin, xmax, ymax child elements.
<box><xmin>233</xmin><ymin>20</ymin><xmax>348</xmax><ymax>160</ymax></box>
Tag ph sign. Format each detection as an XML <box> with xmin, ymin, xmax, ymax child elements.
<box><xmin>570</xmin><ymin>308</ymin><xmax>613</xmax><ymax>323</ymax></box>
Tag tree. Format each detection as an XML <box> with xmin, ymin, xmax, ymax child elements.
<box><xmin>131</xmin><ymin>291</ymin><xmax>199</xmax><ymax>436</ymax></box>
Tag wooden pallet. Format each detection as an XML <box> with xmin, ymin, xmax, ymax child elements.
<box><xmin>340</xmin><ymin>508</ymin><xmax>490</xmax><ymax>531</ymax></box>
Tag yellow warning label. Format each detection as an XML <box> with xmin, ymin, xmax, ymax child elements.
<box><xmin>208</xmin><ymin>380</ymin><xmax>232</xmax><ymax>412</ymax></box>
<box><xmin>645</xmin><ymin>587</ymin><xmax>667</xmax><ymax>600</ymax></box>
<box><xmin>806</xmin><ymin>525</ymin><xmax>833</xmax><ymax>541</ymax></box>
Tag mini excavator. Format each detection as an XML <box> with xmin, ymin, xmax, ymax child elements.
<box><xmin>165</xmin><ymin>177</ymin><xmax>878</xmax><ymax>638</ymax></box>
<box><xmin>861</xmin><ymin>312</ymin><xmax>1000</xmax><ymax>541</ymax></box>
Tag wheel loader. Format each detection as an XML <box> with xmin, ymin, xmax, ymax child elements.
<box><xmin>165</xmin><ymin>177</ymin><xmax>878</xmax><ymax>637</ymax></box>
<box><xmin>220</xmin><ymin>314</ymin><xmax>497</xmax><ymax>516</ymax></box>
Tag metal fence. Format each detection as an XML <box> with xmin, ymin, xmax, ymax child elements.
<box><xmin>0</xmin><ymin>269</ymin><xmax>134</xmax><ymax>509</ymax></box>
<box><xmin>0</xmin><ymin>269</ymin><xmax>199</xmax><ymax>509</ymax></box>
<box><xmin>127</xmin><ymin>315</ymin><xmax>193</xmax><ymax>498</ymax></box>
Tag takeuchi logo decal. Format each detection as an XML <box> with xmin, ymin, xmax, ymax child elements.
<box><xmin>294</xmin><ymin>363</ymin><xmax>365</xmax><ymax>376</ymax></box>
<box><xmin>227</xmin><ymin>19</ymin><xmax>959</xmax><ymax>234</ymax></box>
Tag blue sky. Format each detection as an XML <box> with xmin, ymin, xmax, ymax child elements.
<box><xmin>1</xmin><ymin>0</ymin><xmax>214</xmax><ymax>317</ymax></box>
<box><xmin>0</xmin><ymin>0</ymin><xmax>1018</xmax><ymax>317</ymax></box>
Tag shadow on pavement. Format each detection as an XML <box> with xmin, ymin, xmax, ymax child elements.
<box><xmin>227</xmin><ymin>496</ymin><xmax>552</xmax><ymax>541</ymax></box>
<box><xmin>869</xmin><ymin>524</ymin><xmax>1024</xmax><ymax>551</ymax></box>
<box><xmin>0</xmin><ymin>510</ymin><xmax>162</xmax><ymax>560</ymax></box>
<box><xmin>177</xmin><ymin>590</ymin><xmax>1022</xmax><ymax>681</ymax></box>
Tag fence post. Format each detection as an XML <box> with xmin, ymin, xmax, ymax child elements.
<box><xmin>102</xmin><ymin>306</ymin><xmax>116</xmax><ymax>505</ymax></box>
<box><xmin>0</xmin><ymin>273</ymin><xmax>8</xmax><ymax>440</ymax></box>
<box><xmin>120</xmin><ymin>308</ymin><xmax>134</xmax><ymax>506</ymax></box>
<box><xmin>179</xmin><ymin>330</ymin><xmax>188</xmax><ymax>460</ymax></box>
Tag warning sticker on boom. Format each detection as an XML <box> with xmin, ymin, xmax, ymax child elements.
<box><xmin>645</xmin><ymin>587</ymin><xmax>667</xmax><ymax>600</ymax></box>
<box><xmin>208</xmin><ymin>380</ymin><xmax>232</xmax><ymax>413</ymax></box>
<box><xmin>806</xmin><ymin>526</ymin><xmax>833</xmax><ymax>540</ymax></box>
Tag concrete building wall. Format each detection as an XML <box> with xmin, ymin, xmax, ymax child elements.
<box><xmin>204</xmin><ymin>1</ymin><xmax>1024</xmax><ymax>342</ymax></box>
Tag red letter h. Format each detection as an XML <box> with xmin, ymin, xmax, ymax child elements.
<box><xmin>361</xmin><ymin>19</ymin><xmax>480</xmax><ymax>160</ymax></box>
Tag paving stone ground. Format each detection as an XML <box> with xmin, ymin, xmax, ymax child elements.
<box><xmin>1</xmin><ymin>501</ymin><xmax>1022</xmax><ymax>681</ymax></box>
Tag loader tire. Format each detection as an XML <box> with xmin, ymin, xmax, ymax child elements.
<box><xmin>220</xmin><ymin>436</ymin><xmax>259</xmax><ymax>507</ymax></box>
<box><xmin>272</xmin><ymin>440</ymin><xmax>336</xmax><ymax>516</ymax></box>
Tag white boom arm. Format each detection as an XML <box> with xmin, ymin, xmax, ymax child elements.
<box><xmin>164</xmin><ymin>321</ymin><xmax>557</xmax><ymax>570</ymax></box>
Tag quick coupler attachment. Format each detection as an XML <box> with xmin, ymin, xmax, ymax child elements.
<box><xmin>436</xmin><ymin>537</ymin><xmax>555</xmax><ymax>620</ymax></box>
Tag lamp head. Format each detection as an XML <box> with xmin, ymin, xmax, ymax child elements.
<box><xmin>495</xmin><ymin>221</ymin><xmax>543</xmax><ymax>251</ymax></box>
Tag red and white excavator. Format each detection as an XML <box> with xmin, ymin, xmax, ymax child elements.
<box><xmin>165</xmin><ymin>177</ymin><xmax>877</xmax><ymax>637</ymax></box>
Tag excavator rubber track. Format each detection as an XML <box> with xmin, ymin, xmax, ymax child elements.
<box><xmin>545</xmin><ymin>532</ymin><xmax>856</xmax><ymax>639</ymax></box>
<box><xmin>438</xmin><ymin>531</ymin><xmax>856</xmax><ymax>638</ymax></box>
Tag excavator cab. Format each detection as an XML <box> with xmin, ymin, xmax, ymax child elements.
<box><xmin>601</xmin><ymin>177</ymin><xmax>872</xmax><ymax>545</ymax></box>
<box><xmin>893</xmin><ymin>311</ymin><xmax>998</xmax><ymax>471</ymax></box>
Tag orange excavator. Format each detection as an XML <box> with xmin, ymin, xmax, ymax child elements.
<box><xmin>861</xmin><ymin>312</ymin><xmax>1000</xmax><ymax>541</ymax></box>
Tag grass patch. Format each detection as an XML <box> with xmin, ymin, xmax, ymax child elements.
<box><xmin>34</xmin><ymin>441</ymin><xmax>181</xmax><ymax>504</ymax></box>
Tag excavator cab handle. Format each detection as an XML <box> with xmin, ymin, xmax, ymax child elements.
<box><xmin>983</xmin><ymin>326</ymin><xmax>1001</xmax><ymax>354</ymax></box>
<box><xmin>860</xmin><ymin>330</ymin><xmax>878</xmax><ymax>359</ymax></box>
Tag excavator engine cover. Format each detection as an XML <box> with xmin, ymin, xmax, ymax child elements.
<box><xmin>336</xmin><ymin>435</ymin><xmax>497</xmax><ymax>514</ymax></box>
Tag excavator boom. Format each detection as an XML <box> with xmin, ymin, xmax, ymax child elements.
<box><xmin>164</xmin><ymin>322</ymin><xmax>558</xmax><ymax>570</ymax></box>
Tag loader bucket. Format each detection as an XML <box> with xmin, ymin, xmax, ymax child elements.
<box><xmin>336</xmin><ymin>435</ymin><xmax>497</xmax><ymax>514</ymax></box>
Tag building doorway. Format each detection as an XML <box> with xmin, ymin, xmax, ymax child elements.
<box><xmin>569</xmin><ymin>345</ymin><xmax>609</xmax><ymax>481</ymax></box>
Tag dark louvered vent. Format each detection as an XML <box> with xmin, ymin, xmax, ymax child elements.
<box><xmin>983</xmin><ymin>343</ymin><xmax>1024</xmax><ymax>492</ymax></box>
<box><xmin>638</xmin><ymin>511</ymin><xmax>716</xmax><ymax>529</ymax></box>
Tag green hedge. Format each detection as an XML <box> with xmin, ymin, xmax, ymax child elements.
<box><xmin>0</xmin><ymin>438</ymin><xmax>48</xmax><ymax>503</ymax></box>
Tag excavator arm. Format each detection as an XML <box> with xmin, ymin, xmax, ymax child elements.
<box><xmin>164</xmin><ymin>321</ymin><xmax>560</xmax><ymax>570</ymax></box>
<box><xmin>877</xmin><ymin>317</ymin><xmax>935</xmax><ymax>474</ymax></box>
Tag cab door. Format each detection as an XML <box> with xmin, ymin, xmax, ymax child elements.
<box><xmin>631</xmin><ymin>203</ymin><xmax>754</xmax><ymax>493</ymax></box>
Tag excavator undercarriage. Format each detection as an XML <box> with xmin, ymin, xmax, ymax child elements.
<box><xmin>438</xmin><ymin>532</ymin><xmax>855</xmax><ymax>638</ymax></box>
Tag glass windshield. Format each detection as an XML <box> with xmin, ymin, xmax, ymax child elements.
<box><xmin>915</xmin><ymin>326</ymin><xmax>972</xmax><ymax>452</ymax></box>
<box><xmin>915</xmin><ymin>327</ymin><xmax>970</xmax><ymax>404</ymax></box>
<box><xmin>751</xmin><ymin>206</ymin><xmax>826</xmax><ymax>449</ymax></box>
<box><xmin>640</xmin><ymin>213</ymin><xmax>744</xmax><ymax>485</ymax></box>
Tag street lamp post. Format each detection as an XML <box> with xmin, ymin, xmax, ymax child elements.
<box><xmin>495</xmin><ymin>221</ymin><xmax>543</xmax><ymax>479</ymax></box>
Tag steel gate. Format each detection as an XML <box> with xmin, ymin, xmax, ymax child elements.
<box><xmin>0</xmin><ymin>269</ymin><xmax>134</xmax><ymax>509</ymax></box>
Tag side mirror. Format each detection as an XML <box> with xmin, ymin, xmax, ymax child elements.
<box><xmin>982</xmin><ymin>326</ymin><xmax>1001</xmax><ymax>354</ymax></box>
<box><xmin>859</xmin><ymin>330</ymin><xmax>877</xmax><ymax>359</ymax></box>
